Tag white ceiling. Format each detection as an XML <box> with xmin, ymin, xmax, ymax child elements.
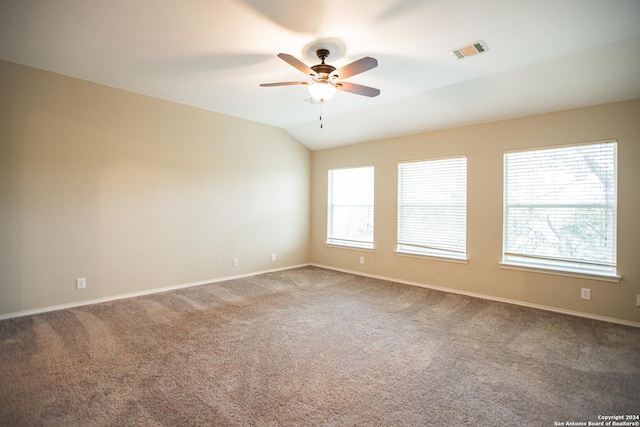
<box><xmin>1</xmin><ymin>0</ymin><xmax>640</xmax><ymax>150</ymax></box>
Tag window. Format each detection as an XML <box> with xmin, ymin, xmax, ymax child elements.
<box><xmin>503</xmin><ymin>141</ymin><xmax>617</xmax><ymax>278</ymax></box>
<box><xmin>397</xmin><ymin>157</ymin><xmax>467</xmax><ymax>260</ymax></box>
<box><xmin>327</xmin><ymin>166</ymin><xmax>374</xmax><ymax>249</ymax></box>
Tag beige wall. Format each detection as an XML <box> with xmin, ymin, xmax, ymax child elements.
<box><xmin>0</xmin><ymin>60</ymin><xmax>310</xmax><ymax>316</ymax></box>
<box><xmin>310</xmin><ymin>99</ymin><xmax>640</xmax><ymax>325</ymax></box>
<box><xmin>2</xmin><ymin>58</ymin><xmax>638</xmax><ymax>325</ymax></box>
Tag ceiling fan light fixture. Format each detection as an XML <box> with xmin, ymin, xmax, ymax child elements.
<box><xmin>308</xmin><ymin>80</ymin><xmax>336</xmax><ymax>102</ymax></box>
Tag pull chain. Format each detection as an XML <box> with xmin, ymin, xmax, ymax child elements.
<box><xmin>319</xmin><ymin>101</ymin><xmax>324</xmax><ymax>129</ymax></box>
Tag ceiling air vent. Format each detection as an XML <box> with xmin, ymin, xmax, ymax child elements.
<box><xmin>451</xmin><ymin>40</ymin><xmax>489</xmax><ymax>59</ymax></box>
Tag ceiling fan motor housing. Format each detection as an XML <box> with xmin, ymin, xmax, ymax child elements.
<box><xmin>311</xmin><ymin>49</ymin><xmax>337</xmax><ymax>77</ymax></box>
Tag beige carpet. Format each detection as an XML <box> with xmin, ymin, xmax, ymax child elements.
<box><xmin>1</xmin><ymin>266</ymin><xmax>639</xmax><ymax>426</ymax></box>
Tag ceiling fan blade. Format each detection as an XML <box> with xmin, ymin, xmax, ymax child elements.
<box><xmin>334</xmin><ymin>81</ymin><xmax>380</xmax><ymax>97</ymax></box>
<box><xmin>333</xmin><ymin>57</ymin><xmax>378</xmax><ymax>79</ymax></box>
<box><xmin>277</xmin><ymin>53</ymin><xmax>316</xmax><ymax>76</ymax></box>
<box><xmin>259</xmin><ymin>81</ymin><xmax>309</xmax><ymax>87</ymax></box>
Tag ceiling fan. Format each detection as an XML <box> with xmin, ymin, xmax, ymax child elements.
<box><xmin>259</xmin><ymin>49</ymin><xmax>380</xmax><ymax>103</ymax></box>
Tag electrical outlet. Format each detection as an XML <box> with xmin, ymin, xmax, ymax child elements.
<box><xmin>233</xmin><ymin>258</ymin><xmax>238</xmax><ymax>267</ymax></box>
<box><xmin>636</xmin><ymin>294</ymin><xmax>640</xmax><ymax>308</ymax></box>
<box><xmin>272</xmin><ymin>253</ymin><xmax>277</xmax><ymax>261</ymax></box>
<box><xmin>76</xmin><ymin>278</ymin><xmax>86</xmax><ymax>289</ymax></box>
<box><xmin>359</xmin><ymin>256</ymin><xmax>365</xmax><ymax>265</ymax></box>
<box><xmin>581</xmin><ymin>288</ymin><xmax>590</xmax><ymax>300</ymax></box>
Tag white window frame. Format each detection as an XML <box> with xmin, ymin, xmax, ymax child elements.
<box><xmin>326</xmin><ymin>165</ymin><xmax>375</xmax><ymax>250</ymax></box>
<box><xmin>396</xmin><ymin>156</ymin><xmax>467</xmax><ymax>262</ymax></box>
<box><xmin>501</xmin><ymin>140</ymin><xmax>619</xmax><ymax>281</ymax></box>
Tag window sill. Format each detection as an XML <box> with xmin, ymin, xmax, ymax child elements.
<box><xmin>394</xmin><ymin>250</ymin><xmax>468</xmax><ymax>264</ymax></box>
<box><xmin>499</xmin><ymin>262</ymin><xmax>621</xmax><ymax>283</ymax></box>
<box><xmin>325</xmin><ymin>242</ymin><xmax>375</xmax><ymax>252</ymax></box>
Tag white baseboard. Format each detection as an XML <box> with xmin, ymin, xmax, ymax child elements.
<box><xmin>0</xmin><ymin>264</ymin><xmax>309</xmax><ymax>321</ymax></box>
<box><xmin>310</xmin><ymin>263</ymin><xmax>640</xmax><ymax>329</ymax></box>
<box><xmin>4</xmin><ymin>263</ymin><xmax>638</xmax><ymax>328</ymax></box>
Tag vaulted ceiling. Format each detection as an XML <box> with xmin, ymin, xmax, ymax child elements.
<box><xmin>2</xmin><ymin>0</ymin><xmax>639</xmax><ymax>150</ymax></box>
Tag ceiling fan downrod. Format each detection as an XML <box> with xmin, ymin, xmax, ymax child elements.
<box><xmin>314</xmin><ymin>50</ymin><xmax>333</xmax><ymax>129</ymax></box>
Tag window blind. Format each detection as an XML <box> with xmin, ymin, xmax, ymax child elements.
<box><xmin>397</xmin><ymin>157</ymin><xmax>467</xmax><ymax>259</ymax></box>
<box><xmin>327</xmin><ymin>166</ymin><xmax>374</xmax><ymax>248</ymax></box>
<box><xmin>503</xmin><ymin>141</ymin><xmax>617</xmax><ymax>276</ymax></box>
